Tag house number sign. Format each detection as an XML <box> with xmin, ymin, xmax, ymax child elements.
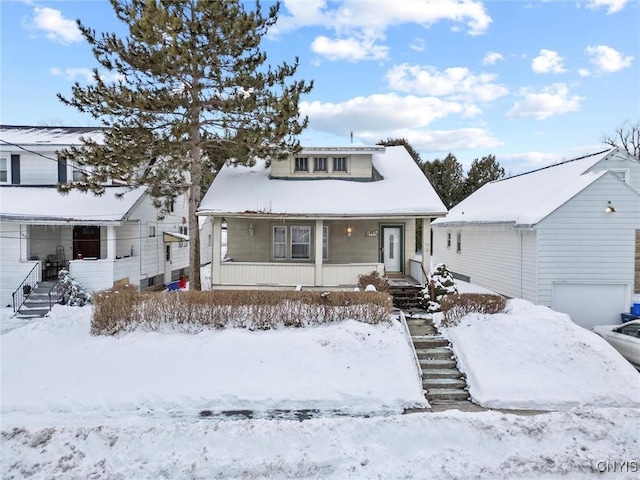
<box><xmin>365</xmin><ymin>230</ymin><xmax>378</xmax><ymax>237</ymax></box>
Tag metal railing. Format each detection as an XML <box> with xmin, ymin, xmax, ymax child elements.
<box><xmin>48</xmin><ymin>281</ymin><xmax>62</xmax><ymax>311</ymax></box>
<box><xmin>11</xmin><ymin>263</ymin><xmax>40</xmax><ymax>313</ymax></box>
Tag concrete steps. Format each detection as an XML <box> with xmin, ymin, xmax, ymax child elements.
<box><xmin>406</xmin><ymin>315</ymin><xmax>474</xmax><ymax>407</ymax></box>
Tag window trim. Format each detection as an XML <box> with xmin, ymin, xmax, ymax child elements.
<box><xmin>148</xmin><ymin>226</ymin><xmax>156</xmax><ymax>238</ymax></box>
<box><xmin>456</xmin><ymin>232</ymin><xmax>462</xmax><ymax>253</ymax></box>
<box><xmin>333</xmin><ymin>156</ymin><xmax>347</xmax><ymax>172</ymax></box>
<box><xmin>313</xmin><ymin>157</ymin><xmax>328</xmax><ymax>172</ymax></box>
<box><xmin>178</xmin><ymin>226</ymin><xmax>188</xmax><ymax>248</ymax></box>
<box><xmin>446</xmin><ymin>231</ymin><xmax>451</xmax><ymax>249</ymax></box>
<box><xmin>291</xmin><ymin>226</ymin><xmax>311</xmax><ymax>260</ymax></box>
<box><xmin>294</xmin><ymin>157</ymin><xmax>308</xmax><ymax>173</ymax></box>
<box><xmin>273</xmin><ymin>225</ymin><xmax>287</xmax><ymax>260</ymax></box>
<box><xmin>610</xmin><ymin>168</ymin><xmax>630</xmax><ymax>184</ymax></box>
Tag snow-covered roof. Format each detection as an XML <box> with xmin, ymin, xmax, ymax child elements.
<box><xmin>0</xmin><ymin>186</ymin><xmax>147</xmax><ymax>224</ymax></box>
<box><xmin>432</xmin><ymin>148</ymin><xmax>618</xmax><ymax>227</ymax></box>
<box><xmin>198</xmin><ymin>145</ymin><xmax>447</xmax><ymax>217</ymax></box>
<box><xmin>0</xmin><ymin>125</ymin><xmax>104</xmax><ymax>147</ymax></box>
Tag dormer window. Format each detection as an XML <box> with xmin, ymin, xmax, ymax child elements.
<box><xmin>313</xmin><ymin>157</ymin><xmax>327</xmax><ymax>172</ymax></box>
<box><xmin>333</xmin><ymin>157</ymin><xmax>347</xmax><ymax>172</ymax></box>
<box><xmin>294</xmin><ymin>157</ymin><xmax>308</xmax><ymax>172</ymax></box>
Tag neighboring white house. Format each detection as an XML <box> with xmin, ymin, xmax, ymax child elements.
<box><xmin>197</xmin><ymin>145</ymin><xmax>447</xmax><ymax>288</ymax></box>
<box><xmin>432</xmin><ymin>147</ymin><xmax>640</xmax><ymax>328</ymax></box>
<box><xmin>0</xmin><ymin>125</ymin><xmax>190</xmax><ymax>308</ymax></box>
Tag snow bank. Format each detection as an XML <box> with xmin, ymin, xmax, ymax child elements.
<box><xmin>437</xmin><ymin>299</ymin><xmax>640</xmax><ymax>409</ymax></box>
<box><xmin>1</xmin><ymin>305</ymin><xmax>426</xmax><ymax>418</ymax></box>
<box><xmin>3</xmin><ymin>408</ymin><xmax>639</xmax><ymax>479</ymax></box>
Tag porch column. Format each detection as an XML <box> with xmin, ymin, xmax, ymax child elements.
<box><xmin>314</xmin><ymin>219</ymin><xmax>323</xmax><ymax>286</ymax></box>
<box><xmin>421</xmin><ymin>218</ymin><xmax>431</xmax><ymax>283</ymax></box>
<box><xmin>106</xmin><ymin>225</ymin><xmax>116</xmax><ymax>260</ymax></box>
<box><xmin>19</xmin><ymin>224</ymin><xmax>28</xmax><ymax>261</ymax></box>
<box><xmin>211</xmin><ymin>216</ymin><xmax>222</xmax><ymax>287</ymax></box>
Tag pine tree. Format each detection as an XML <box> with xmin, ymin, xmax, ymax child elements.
<box><xmin>420</xmin><ymin>153</ymin><xmax>465</xmax><ymax>209</ymax></box>
<box><xmin>56</xmin><ymin>0</ymin><xmax>312</xmax><ymax>290</ymax></box>
<box><xmin>462</xmin><ymin>154</ymin><xmax>505</xmax><ymax>198</ymax></box>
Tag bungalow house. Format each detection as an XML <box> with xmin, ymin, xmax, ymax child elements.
<box><xmin>431</xmin><ymin>147</ymin><xmax>640</xmax><ymax>328</ymax></box>
<box><xmin>197</xmin><ymin>145</ymin><xmax>447</xmax><ymax>288</ymax></box>
<box><xmin>0</xmin><ymin>125</ymin><xmax>190</xmax><ymax>309</ymax></box>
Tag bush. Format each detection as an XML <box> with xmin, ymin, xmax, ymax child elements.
<box><xmin>421</xmin><ymin>263</ymin><xmax>458</xmax><ymax>312</ymax></box>
<box><xmin>440</xmin><ymin>293</ymin><xmax>507</xmax><ymax>327</ymax></box>
<box><xmin>357</xmin><ymin>271</ymin><xmax>389</xmax><ymax>292</ymax></box>
<box><xmin>91</xmin><ymin>289</ymin><xmax>394</xmax><ymax>335</ymax></box>
<box><xmin>58</xmin><ymin>269</ymin><xmax>91</xmax><ymax>306</ymax></box>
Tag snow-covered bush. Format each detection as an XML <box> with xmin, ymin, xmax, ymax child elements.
<box><xmin>357</xmin><ymin>271</ymin><xmax>389</xmax><ymax>292</ymax></box>
<box><xmin>58</xmin><ymin>269</ymin><xmax>91</xmax><ymax>306</ymax></box>
<box><xmin>421</xmin><ymin>263</ymin><xmax>458</xmax><ymax>313</ymax></box>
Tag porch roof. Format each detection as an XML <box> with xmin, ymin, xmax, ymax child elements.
<box><xmin>0</xmin><ymin>186</ymin><xmax>147</xmax><ymax>225</ymax></box>
<box><xmin>198</xmin><ymin>145</ymin><xmax>447</xmax><ymax>218</ymax></box>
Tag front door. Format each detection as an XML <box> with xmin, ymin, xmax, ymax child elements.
<box><xmin>382</xmin><ymin>226</ymin><xmax>402</xmax><ymax>273</ymax></box>
<box><xmin>73</xmin><ymin>226</ymin><xmax>100</xmax><ymax>259</ymax></box>
<box><xmin>164</xmin><ymin>244</ymin><xmax>172</xmax><ymax>284</ymax></box>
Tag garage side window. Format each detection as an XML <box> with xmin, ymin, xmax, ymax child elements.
<box><xmin>456</xmin><ymin>232</ymin><xmax>461</xmax><ymax>253</ymax></box>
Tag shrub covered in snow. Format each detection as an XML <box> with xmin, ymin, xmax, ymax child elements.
<box><xmin>91</xmin><ymin>289</ymin><xmax>394</xmax><ymax>335</ymax></box>
<box><xmin>357</xmin><ymin>271</ymin><xmax>389</xmax><ymax>292</ymax></box>
<box><xmin>58</xmin><ymin>269</ymin><xmax>91</xmax><ymax>306</ymax></box>
<box><xmin>440</xmin><ymin>293</ymin><xmax>507</xmax><ymax>327</ymax></box>
<box><xmin>421</xmin><ymin>263</ymin><xmax>458</xmax><ymax>312</ymax></box>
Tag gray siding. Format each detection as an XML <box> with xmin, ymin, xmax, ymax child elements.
<box><xmin>270</xmin><ymin>153</ymin><xmax>373</xmax><ymax>179</ymax></box>
<box><xmin>535</xmin><ymin>174</ymin><xmax>640</xmax><ymax>308</ymax></box>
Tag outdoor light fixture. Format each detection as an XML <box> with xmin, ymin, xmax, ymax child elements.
<box><xmin>248</xmin><ymin>223</ymin><xmax>254</xmax><ymax>236</ymax></box>
<box><xmin>605</xmin><ymin>201</ymin><xmax>616</xmax><ymax>213</ymax></box>
<box><xmin>346</xmin><ymin>225</ymin><xmax>352</xmax><ymax>237</ymax></box>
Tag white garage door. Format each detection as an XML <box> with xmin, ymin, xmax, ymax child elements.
<box><xmin>552</xmin><ymin>283</ymin><xmax>628</xmax><ymax>328</ymax></box>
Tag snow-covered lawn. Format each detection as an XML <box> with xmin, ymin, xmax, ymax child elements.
<box><xmin>2</xmin><ymin>296</ymin><xmax>640</xmax><ymax>479</ymax></box>
<box><xmin>437</xmin><ymin>299</ymin><xmax>640</xmax><ymax>410</ymax></box>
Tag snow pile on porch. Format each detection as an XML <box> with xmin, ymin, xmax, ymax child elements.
<box><xmin>1</xmin><ymin>305</ymin><xmax>427</xmax><ymax>419</ymax></box>
<box><xmin>436</xmin><ymin>299</ymin><xmax>640</xmax><ymax>410</ymax></box>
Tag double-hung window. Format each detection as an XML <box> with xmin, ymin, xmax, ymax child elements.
<box><xmin>446</xmin><ymin>232</ymin><xmax>451</xmax><ymax>248</ymax></box>
<box><xmin>0</xmin><ymin>157</ymin><xmax>7</xmax><ymax>182</ymax></box>
<box><xmin>314</xmin><ymin>157</ymin><xmax>328</xmax><ymax>172</ymax></box>
<box><xmin>179</xmin><ymin>226</ymin><xmax>188</xmax><ymax>248</ymax></box>
<box><xmin>273</xmin><ymin>226</ymin><xmax>286</xmax><ymax>260</ymax></box>
<box><xmin>333</xmin><ymin>156</ymin><xmax>347</xmax><ymax>172</ymax></box>
<box><xmin>291</xmin><ymin>226</ymin><xmax>310</xmax><ymax>259</ymax></box>
<box><xmin>294</xmin><ymin>157</ymin><xmax>308</xmax><ymax>172</ymax></box>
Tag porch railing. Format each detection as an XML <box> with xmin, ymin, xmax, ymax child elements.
<box><xmin>48</xmin><ymin>281</ymin><xmax>62</xmax><ymax>311</ymax></box>
<box><xmin>11</xmin><ymin>262</ymin><xmax>40</xmax><ymax>312</ymax></box>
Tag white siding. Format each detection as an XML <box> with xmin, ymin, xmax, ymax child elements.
<box><xmin>520</xmin><ymin>230</ymin><xmax>537</xmax><ymax>303</ymax></box>
<box><xmin>0</xmin><ymin>223</ymin><xmax>40</xmax><ymax>307</ymax></box>
<box><xmin>11</xmin><ymin>152</ymin><xmax>59</xmax><ymax>185</ymax></box>
<box><xmin>199</xmin><ymin>218</ymin><xmax>213</xmax><ymax>266</ymax></box>
<box><xmin>221</xmin><ymin>263</ymin><xmax>315</xmax><ymax>286</ymax></box>
<box><xmin>589</xmin><ymin>153</ymin><xmax>640</xmax><ymax>192</ymax></box>
<box><xmin>432</xmin><ymin>223</ymin><xmax>524</xmax><ymax>298</ymax></box>
<box><xmin>535</xmin><ymin>174</ymin><xmax>640</xmax><ymax>309</ymax></box>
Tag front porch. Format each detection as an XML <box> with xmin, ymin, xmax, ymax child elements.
<box><xmin>206</xmin><ymin>216</ymin><xmax>431</xmax><ymax>288</ymax></box>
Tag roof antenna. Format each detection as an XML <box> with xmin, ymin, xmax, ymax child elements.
<box><xmin>350</xmin><ymin>131</ymin><xmax>353</xmax><ymax>144</ymax></box>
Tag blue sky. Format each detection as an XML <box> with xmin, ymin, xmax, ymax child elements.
<box><xmin>1</xmin><ymin>0</ymin><xmax>638</xmax><ymax>174</ymax></box>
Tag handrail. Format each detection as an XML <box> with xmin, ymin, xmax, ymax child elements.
<box><xmin>48</xmin><ymin>281</ymin><xmax>62</xmax><ymax>311</ymax></box>
<box><xmin>11</xmin><ymin>262</ymin><xmax>40</xmax><ymax>313</ymax></box>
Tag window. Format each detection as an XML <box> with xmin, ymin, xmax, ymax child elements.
<box><xmin>148</xmin><ymin>226</ymin><xmax>156</xmax><ymax>237</ymax></box>
<box><xmin>333</xmin><ymin>156</ymin><xmax>347</xmax><ymax>172</ymax></box>
<box><xmin>313</xmin><ymin>157</ymin><xmax>328</xmax><ymax>172</ymax></box>
<box><xmin>169</xmin><ymin>199</ymin><xmax>175</xmax><ymax>213</ymax></box>
<box><xmin>388</xmin><ymin>234</ymin><xmax>395</xmax><ymax>259</ymax></box>
<box><xmin>179</xmin><ymin>226</ymin><xmax>188</xmax><ymax>248</ymax></box>
<box><xmin>611</xmin><ymin>169</ymin><xmax>629</xmax><ymax>184</ymax></box>
<box><xmin>323</xmin><ymin>226</ymin><xmax>329</xmax><ymax>260</ymax></box>
<box><xmin>291</xmin><ymin>226</ymin><xmax>310</xmax><ymax>259</ymax></box>
<box><xmin>273</xmin><ymin>226</ymin><xmax>286</xmax><ymax>259</ymax></box>
<box><xmin>294</xmin><ymin>157</ymin><xmax>308</xmax><ymax>172</ymax></box>
<box><xmin>456</xmin><ymin>232</ymin><xmax>462</xmax><ymax>253</ymax></box>
<box><xmin>208</xmin><ymin>234</ymin><xmax>212</xmax><ymax>246</ymax></box>
<box><xmin>447</xmin><ymin>232</ymin><xmax>451</xmax><ymax>248</ymax></box>
<box><xmin>0</xmin><ymin>157</ymin><xmax>7</xmax><ymax>182</ymax></box>
<box><xmin>72</xmin><ymin>164</ymin><xmax>84</xmax><ymax>182</ymax></box>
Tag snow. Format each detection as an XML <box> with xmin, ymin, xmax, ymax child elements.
<box><xmin>436</xmin><ymin>299</ymin><xmax>640</xmax><ymax>410</ymax></box>
<box><xmin>3</xmin><ymin>294</ymin><xmax>640</xmax><ymax>478</ymax></box>
<box><xmin>0</xmin><ymin>186</ymin><xmax>147</xmax><ymax>223</ymax></box>
<box><xmin>0</xmin><ymin>125</ymin><xmax>104</xmax><ymax>146</ymax></box>
<box><xmin>433</xmin><ymin>148</ymin><xmax>615</xmax><ymax>226</ymax></box>
<box><xmin>198</xmin><ymin>145</ymin><xmax>447</xmax><ymax>216</ymax></box>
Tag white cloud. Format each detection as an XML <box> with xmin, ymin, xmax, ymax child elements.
<box><xmin>585</xmin><ymin>45</ymin><xmax>633</xmax><ymax>72</ymax></box>
<box><xmin>25</xmin><ymin>6</ymin><xmax>82</xmax><ymax>44</ymax></box>
<box><xmin>386</xmin><ymin>64</ymin><xmax>509</xmax><ymax>102</ymax></box>
<box><xmin>275</xmin><ymin>0</ymin><xmax>492</xmax><ymax>61</ymax></box>
<box><xmin>300</xmin><ymin>93</ymin><xmax>480</xmax><ymax>137</ymax></box>
<box><xmin>585</xmin><ymin>0</ymin><xmax>628</xmax><ymax>14</ymax></box>
<box><xmin>578</xmin><ymin>68</ymin><xmax>591</xmax><ymax>77</ymax></box>
<box><xmin>507</xmin><ymin>83</ymin><xmax>583</xmax><ymax>120</ymax></box>
<box><xmin>51</xmin><ymin>67</ymin><xmax>123</xmax><ymax>83</ymax></box>
<box><xmin>482</xmin><ymin>51</ymin><xmax>504</xmax><ymax>66</ymax></box>
<box><xmin>531</xmin><ymin>49</ymin><xmax>567</xmax><ymax>74</ymax></box>
<box><xmin>410</xmin><ymin>38</ymin><xmax>426</xmax><ymax>52</ymax></box>
<box><xmin>391</xmin><ymin>128</ymin><xmax>503</xmax><ymax>152</ymax></box>
<box><xmin>311</xmin><ymin>34</ymin><xmax>388</xmax><ymax>61</ymax></box>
